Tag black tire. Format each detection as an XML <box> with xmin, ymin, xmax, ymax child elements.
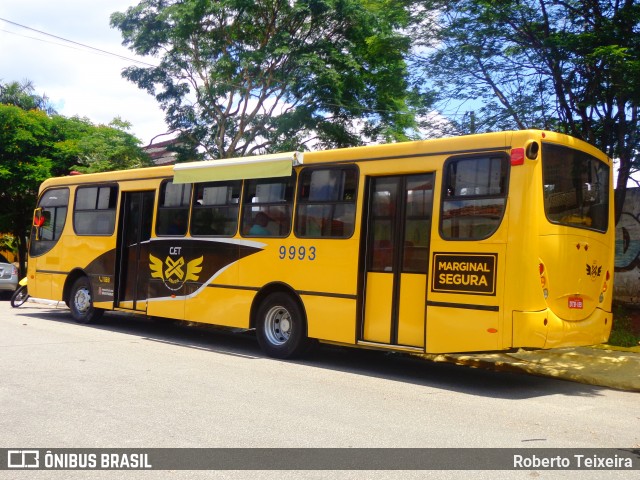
<box><xmin>10</xmin><ymin>285</ymin><xmax>29</xmax><ymax>308</ymax></box>
<box><xmin>255</xmin><ymin>292</ymin><xmax>313</xmax><ymax>359</ymax></box>
<box><xmin>69</xmin><ymin>276</ymin><xmax>103</xmax><ymax>324</ymax></box>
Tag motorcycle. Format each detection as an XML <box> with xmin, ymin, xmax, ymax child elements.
<box><xmin>10</xmin><ymin>277</ymin><xmax>29</xmax><ymax>308</ymax></box>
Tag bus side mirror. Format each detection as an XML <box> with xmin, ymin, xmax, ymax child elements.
<box><xmin>33</xmin><ymin>208</ymin><xmax>44</xmax><ymax>240</ymax></box>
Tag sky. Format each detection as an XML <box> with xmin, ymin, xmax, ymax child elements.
<box><xmin>0</xmin><ymin>0</ymin><xmax>169</xmax><ymax>146</ymax></box>
<box><xmin>0</xmin><ymin>1</ymin><xmax>637</xmax><ymax>187</ymax></box>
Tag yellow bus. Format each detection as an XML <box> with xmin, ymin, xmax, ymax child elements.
<box><xmin>27</xmin><ymin>130</ymin><xmax>614</xmax><ymax>358</ymax></box>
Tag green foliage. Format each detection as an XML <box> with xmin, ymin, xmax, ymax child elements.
<box><xmin>0</xmin><ymin>80</ymin><xmax>151</xmax><ymax>271</ymax></box>
<box><xmin>72</xmin><ymin>118</ymin><xmax>154</xmax><ymax>173</ymax></box>
<box><xmin>111</xmin><ymin>0</ymin><xmax>427</xmax><ymax>158</ymax></box>
<box><xmin>0</xmin><ymin>79</ymin><xmax>57</xmax><ymax>114</ymax></box>
<box><xmin>416</xmin><ymin>0</ymin><xmax>640</xmax><ymax>216</ymax></box>
<box><xmin>610</xmin><ymin>304</ymin><xmax>640</xmax><ymax>348</ymax></box>
<box><xmin>0</xmin><ymin>234</ymin><xmax>18</xmax><ymax>256</ymax></box>
<box><xmin>0</xmin><ymin>104</ymin><xmax>54</xmax><ymax>270</ymax></box>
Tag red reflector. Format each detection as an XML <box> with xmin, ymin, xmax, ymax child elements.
<box><xmin>487</xmin><ymin>328</ymin><xmax>498</xmax><ymax>334</ymax></box>
<box><xmin>568</xmin><ymin>297</ymin><xmax>583</xmax><ymax>309</ymax></box>
<box><xmin>510</xmin><ymin>148</ymin><xmax>525</xmax><ymax>165</ymax></box>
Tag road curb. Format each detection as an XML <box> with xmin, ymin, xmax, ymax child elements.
<box><xmin>421</xmin><ymin>347</ymin><xmax>640</xmax><ymax>392</ymax></box>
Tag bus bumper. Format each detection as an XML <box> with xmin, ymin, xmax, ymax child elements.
<box><xmin>512</xmin><ymin>308</ymin><xmax>612</xmax><ymax>349</ymax></box>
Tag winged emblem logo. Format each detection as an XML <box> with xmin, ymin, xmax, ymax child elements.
<box><xmin>149</xmin><ymin>253</ymin><xmax>203</xmax><ymax>291</ymax></box>
<box><xmin>585</xmin><ymin>262</ymin><xmax>602</xmax><ymax>281</ymax></box>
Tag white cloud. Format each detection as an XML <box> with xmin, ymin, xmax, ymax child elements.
<box><xmin>0</xmin><ymin>0</ymin><xmax>169</xmax><ymax>145</ymax></box>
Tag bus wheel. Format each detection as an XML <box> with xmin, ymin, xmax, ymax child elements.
<box><xmin>69</xmin><ymin>276</ymin><xmax>103</xmax><ymax>324</ymax></box>
<box><xmin>256</xmin><ymin>293</ymin><xmax>311</xmax><ymax>359</ymax></box>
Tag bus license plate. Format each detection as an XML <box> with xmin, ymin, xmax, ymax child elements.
<box><xmin>568</xmin><ymin>297</ymin><xmax>583</xmax><ymax>309</ymax></box>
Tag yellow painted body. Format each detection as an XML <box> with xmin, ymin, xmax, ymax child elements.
<box><xmin>27</xmin><ymin>130</ymin><xmax>614</xmax><ymax>354</ymax></box>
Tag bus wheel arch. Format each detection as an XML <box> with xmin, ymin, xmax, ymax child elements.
<box><xmin>65</xmin><ymin>271</ymin><xmax>103</xmax><ymax>324</ymax></box>
<box><xmin>63</xmin><ymin>269</ymin><xmax>86</xmax><ymax>307</ymax></box>
<box><xmin>251</xmin><ymin>283</ymin><xmax>315</xmax><ymax>359</ymax></box>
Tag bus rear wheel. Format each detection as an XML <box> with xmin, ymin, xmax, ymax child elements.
<box><xmin>256</xmin><ymin>292</ymin><xmax>312</xmax><ymax>359</ymax></box>
<box><xmin>69</xmin><ymin>276</ymin><xmax>103</xmax><ymax>324</ymax></box>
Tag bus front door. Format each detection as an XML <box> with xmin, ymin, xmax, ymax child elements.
<box><xmin>115</xmin><ymin>191</ymin><xmax>155</xmax><ymax>311</ymax></box>
<box><xmin>361</xmin><ymin>174</ymin><xmax>434</xmax><ymax>349</ymax></box>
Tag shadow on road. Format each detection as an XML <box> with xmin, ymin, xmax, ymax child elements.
<box><xmin>11</xmin><ymin>304</ymin><xmax>608</xmax><ymax>401</ymax></box>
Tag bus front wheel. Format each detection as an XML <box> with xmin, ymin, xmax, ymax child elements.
<box><xmin>256</xmin><ymin>293</ymin><xmax>312</xmax><ymax>359</ymax></box>
<box><xmin>69</xmin><ymin>276</ymin><xmax>103</xmax><ymax>324</ymax></box>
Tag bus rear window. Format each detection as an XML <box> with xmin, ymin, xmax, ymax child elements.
<box><xmin>542</xmin><ymin>144</ymin><xmax>609</xmax><ymax>232</ymax></box>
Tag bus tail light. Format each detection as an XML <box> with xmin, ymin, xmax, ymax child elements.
<box><xmin>599</xmin><ymin>270</ymin><xmax>610</xmax><ymax>303</ymax></box>
<box><xmin>539</xmin><ymin>261</ymin><xmax>548</xmax><ymax>299</ymax></box>
<box><xmin>511</xmin><ymin>148</ymin><xmax>525</xmax><ymax>166</ymax></box>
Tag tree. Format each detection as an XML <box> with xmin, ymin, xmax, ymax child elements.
<box><xmin>0</xmin><ymin>105</ymin><xmax>53</xmax><ymax>274</ymax></box>
<box><xmin>0</xmin><ymin>79</ymin><xmax>57</xmax><ymax>114</ymax></box>
<box><xmin>67</xmin><ymin>118</ymin><xmax>155</xmax><ymax>173</ymax></box>
<box><xmin>0</xmin><ymin>81</ymin><xmax>152</xmax><ymax>274</ymax></box>
<box><xmin>111</xmin><ymin>0</ymin><xmax>425</xmax><ymax>159</ymax></box>
<box><xmin>415</xmin><ymin>0</ymin><xmax>640</xmax><ymax>221</ymax></box>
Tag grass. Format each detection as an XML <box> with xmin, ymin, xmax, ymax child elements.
<box><xmin>609</xmin><ymin>304</ymin><xmax>640</xmax><ymax>348</ymax></box>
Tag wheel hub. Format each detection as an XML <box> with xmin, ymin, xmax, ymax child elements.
<box><xmin>74</xmin><ymin>288</ymin><xmax>91</xmax><ymax>313</ymax></box>
<box><xmin>265</xmin><ymin>306</ymin><xmax>291</xmax><ymax>345</ymax></box>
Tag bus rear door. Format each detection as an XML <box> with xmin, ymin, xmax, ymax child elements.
<box><xmin>361</xmin><ymin>174</ymin><xmax>434</xmax><ymax>350</ymax></box>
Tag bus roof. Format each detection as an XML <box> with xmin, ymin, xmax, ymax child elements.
<box><xmin>37</xmin><ymin>130</ymin><xmax>610</xmax><ymax>193</ymax></box>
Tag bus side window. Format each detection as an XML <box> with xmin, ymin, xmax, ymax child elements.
<box><xmin>440</xmin><ymin>155</ymin><xmax>509</xmax><ymax>240</ymax></box>
<box><xmin>156</xmin><ymin>181</ymin><xmax>191</xmax><ymax>236</ymax></box>
<box><xmin>295</xmin><ymin>167</ymin><xmax>358</xmax><ymax>239</ymax></box>
<box><xmin>191</xmin><ymin>181</ymin><xmax>241</xmax><ymax>237</ymax></box>
<box><xmin>73</xmin><ymin>185</ymin><xmax>118</xmax><ymax>235</ymax></box>
<box><xmin>241</xmin><ymin>174</ymin><xmax>295</xmax><ymax>238</ymax></box>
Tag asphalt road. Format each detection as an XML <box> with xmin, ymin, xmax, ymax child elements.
<box><xmin>1</xmin><ymin>300</ymin><xmax>638</xmax><ymax>479</ymax></box>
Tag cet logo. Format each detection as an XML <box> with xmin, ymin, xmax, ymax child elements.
<box><xmin>149</xmin><ymin>253</ymin><xmax>203</xmax><ymax>291</ymax></box>
<box><xmin>8</xmin><ymin>450</ymin><xmax>39</xmax><ymax>468</ymax></box>
<box><xmin>586</xmin><ymin>262</ymin><xmax>602</xmax><ymax>281</ymax></box>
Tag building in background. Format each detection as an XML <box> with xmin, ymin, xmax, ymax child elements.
<box><xmin>615</xmin><ymin>187</ymin><xmax>640</xmax><ymax>306</ymax></box>
<box><xmin>143</xmin><ymin>138</ymin><xmax>180</xmax><ymax>166</ymax></box>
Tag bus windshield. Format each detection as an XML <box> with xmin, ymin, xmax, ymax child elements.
<box><xmin>542</xmin><ymin>143</ymin><xmax>609</xmax><ymax>232</ymax></box>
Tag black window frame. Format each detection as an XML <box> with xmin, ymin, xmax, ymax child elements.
<box><xmin>156</xmin><ymin>180</ymin><xmax>192</xmax><ymax>237</ymax></box>
<box><xmin>73</xmin><ymin>184</ymin><xmax>118</xmax><ymax>236</ymax></box>
<box><xmin>440</xmin><ymin>154</ymin><xmax>510</xmax><ymax>241</ymax></box>
<box><xmin>294</xmin><ymin>165</ymin><xmax>359</xmax><ymax>239</ymax></box>
<box><xmin>190</xmin><ymin>180</ymin><xmax>242</xmax><ymax>237</ymax></box>
<box><xmin>29</xmin><ymin>187</ymin><xmax>70</xmax><ymax>257</ymax></box>
<box><xmin>241</xmin><ymin>173</ymin><xmax>297</xmax><ymax>238</ymax></box>
<box><xmin>541</xmin><ymin>143</ymin><xmax>609</xmax><ymax>233</ymax></box>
